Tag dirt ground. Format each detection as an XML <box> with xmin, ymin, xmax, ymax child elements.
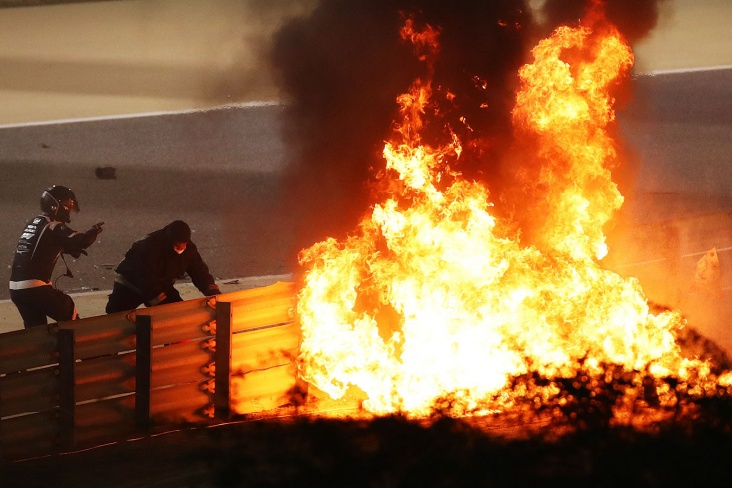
<box><xmin>2</xmin><ymin>398</ymin><xmax>732</xmax><ymax>487</ymax></box>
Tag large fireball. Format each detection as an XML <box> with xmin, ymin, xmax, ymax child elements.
<box><xmin>294</xmin><ymin>15</ymin><xmax>729</xmax><ymax>419</ymax></box>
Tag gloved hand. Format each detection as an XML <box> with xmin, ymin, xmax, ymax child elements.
<box><xmin>91</xmin><ymin>222</ymin><xmax>104</xmax><ymax>234</ymax></box>
<box><xmin>205</xmin><ymin>285</ymin><xmax>221</xmax><ymax>296</ymax></box>
<box><xmin>146</xmin><ymin>292</ymin><xmax>167</xmax><ymax>307</ymax></box>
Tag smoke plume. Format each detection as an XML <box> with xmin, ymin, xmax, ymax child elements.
<box><xmin>271</xmin><ymin>0</ymin><xmax>665</xmax><ymax>264</ymax></box>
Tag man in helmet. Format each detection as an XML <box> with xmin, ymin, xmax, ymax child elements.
<box><xmin>9</xmin><ymin>185</ymin><xmax>104</xmax><ymax>328</ymax></box>
<box><xmin>105</xmin><ymin>220</ymin><xmax>221</xmax><ymax>313</ymax></box>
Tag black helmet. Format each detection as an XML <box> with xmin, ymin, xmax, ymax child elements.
<box><xmin>40</xmin><ymin>185</ymin><xmax>80</xmax><ymax>223</ymax></box>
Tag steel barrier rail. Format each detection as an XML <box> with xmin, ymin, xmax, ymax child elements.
<box><xmin>0</xmin><ymin>281</ymin><xmax>300</xmax><ymax>461</ymax></box>
<box><xmin>606</xmin><ymin>210</ymin><xmax>732</xmax><ymax>307</ymax></box>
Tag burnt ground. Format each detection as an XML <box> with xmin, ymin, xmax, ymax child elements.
<box><xmin>2</xmin><ymin>402</ymin><xmax>732</xmax><ymax>488</ymax></box>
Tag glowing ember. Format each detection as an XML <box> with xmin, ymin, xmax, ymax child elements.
<box><xmin>295</xmin><ymin>15</ymin><xmax>731</xmax><ymax>419</ymax></box>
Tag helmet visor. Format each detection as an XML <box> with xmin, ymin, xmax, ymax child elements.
<box><xmin>63</xmin><ymin>198</ymin><xmax>80</xmax><ymax>214</ymax></box>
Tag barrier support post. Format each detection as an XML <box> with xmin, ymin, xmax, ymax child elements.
<box><xmin>135</xmin><ymin>315</ymin><xmax>153</xmax><ymax>430</ymax></box>
<box><xmin>214</xmin><ymin>301</ymin><xmax>233</xmax><ymax>419</ymax></box>
<box><xmin>58</xmin><ymin>327</ymin><xmax>76</xmax><ymax>450</ymax></box>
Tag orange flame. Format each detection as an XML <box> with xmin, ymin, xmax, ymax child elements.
<box><xmin>295</xmin><ymin>17</ymin><xmax>729</xmax><ymax>419</ymax></box>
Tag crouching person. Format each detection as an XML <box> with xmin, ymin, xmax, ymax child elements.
<box><xmin>105</xmin><ymin>220</ymin><xmax>220</xmax><ymax>313</ymax></box>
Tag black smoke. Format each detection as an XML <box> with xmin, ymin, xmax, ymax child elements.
<box><xmin>271</xmin><ymin>0</ymin><xmax>665</xmax><ymax>267</ymax></box>
<box><xmin>542</xmin><ymin>0</ymin><xmax>666</xmax><ymax>43</ymax></box>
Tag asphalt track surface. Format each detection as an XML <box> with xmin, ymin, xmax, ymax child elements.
<box><xmin>618</xmin><ymin>67</ymin><xmax>732</xmax><ymax>217</ymax></box>
<box><xmin>0</xmin><ymin>103</ymin><xmax>295</xmax><ymax>303</ymax></box>
<box><xmin>1</xmin><ymin>69</ymin><xmax>730</xmax><ymax>304</ymax></box>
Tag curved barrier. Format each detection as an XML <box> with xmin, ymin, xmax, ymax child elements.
<box><xmin>0</xmin><ymin>281</ymin><xmax>302</xmax><ymax>461</ymax></box>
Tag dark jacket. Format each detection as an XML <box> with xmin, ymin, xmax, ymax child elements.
<box><xmin>10</xmin><ymin>215</ymin><xmax>99</xmax><ymax>287</ymax></box>
<box><xmin>114</xmin><ymin>227</ymin><xmax>218</xmax><ymax>305</ymax></box>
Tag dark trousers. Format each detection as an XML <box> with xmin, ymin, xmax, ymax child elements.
<box><xmin>10</xmin><ymin>285</ymin><xmax>78</xmax><ymax>328</ymax></box>
<box><xmin>105</xmin><ymin>282</ymin><xmax>183</xmax><ymax>314</ymax></box>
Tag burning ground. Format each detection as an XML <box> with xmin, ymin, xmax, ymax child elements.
<box><xmin>216</xmin><ymin>2</ymin><xmax>732</xmax><ymax>480</ymax></box>
<box><xmin>256</xmin><ymin>1</ymin><xmax>731</xmax><ymax>486</ymax></box>
<box><xmin>283</xmin><ymin>3</ymin><xmax>732</xmax><ymax>424</ymax></box>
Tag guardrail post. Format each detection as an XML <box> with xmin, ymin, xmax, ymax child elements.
<box><xmin>58</xmin><ymin>327</ymin><xmax>75</xmax><ymax>450</ymax></box>
<box><xmin>214</xmin><ymin>301</ymin><xmax>233</xmax><ymax>419</ymax></box>
<box><xmin>135</xmin><ymin>315</ymin><xmax>153</xmax><ymax>430</ymax></box>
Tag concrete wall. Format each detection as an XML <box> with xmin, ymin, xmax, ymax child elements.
<box><xmin>0</xmin><ymin>0</ymin><xmax>316</xmax><ymax>125</ymax></box>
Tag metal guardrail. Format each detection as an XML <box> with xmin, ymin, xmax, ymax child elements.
<box><xmin>0</xmin><ymin>281</ymin><xmax>302</xmax><ymax>461</ymax></box>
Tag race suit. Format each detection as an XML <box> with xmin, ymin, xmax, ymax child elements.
<box><xmin>9</xmin><ymin>215</ymin><xmax>100</xmax><ymax>328</ymax></box>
